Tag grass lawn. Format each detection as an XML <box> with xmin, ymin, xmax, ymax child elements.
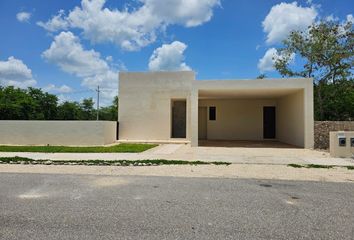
<box><xmin>0</xmin><ymin>143</ymin><xmax>157</xmax><ymax>153</ymax></box>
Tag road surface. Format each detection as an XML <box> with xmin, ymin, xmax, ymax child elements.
<box><xmin>1</xmin><ymin>173</ymin><xmax>354</xmax><ymax>240</ymax></box>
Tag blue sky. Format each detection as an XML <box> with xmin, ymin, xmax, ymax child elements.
<box><xmin>0</xmin><ymin>0</ymin><xmax>352</xmax><ymax>104</ymax></box>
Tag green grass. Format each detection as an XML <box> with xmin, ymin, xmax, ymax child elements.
<box><xmin>287</xmin><ymin>163</ymin><xmax>304</xmax><ymax>168</ymax></box>
<box><xmin>305</xmin><ymin>164</ymin><xmax>334</xmax><ymax>169</ymax></box>
<box><xmin>0</xmin><ymin>143</ymin><xmax>157</xmax><ymax>153</ymax></box>
<box><xmin>0</xmin><ymin>157</ymin><xmax>231</xmax><ymax>166</ymax></box>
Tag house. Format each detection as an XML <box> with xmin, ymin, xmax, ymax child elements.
<box><xmin>118</xmin><ymin>71</ymin><xmax>314</xmax><ymax>148</ymax></box>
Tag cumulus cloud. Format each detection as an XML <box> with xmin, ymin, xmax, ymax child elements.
<box><xmin>43</xmin><ymin>84</ymin><xmax>73</xmax><ymax>93</ymax></box>
<box><xmin>0</xmin><ymin>56</ymin><xmax>37</xmax><ymax>88</ymax></box>
<box><xmin>148</xmin><ymin>41</ymin><xmax>191</xmax><ymax>71</ymax></box>
<box><xmin>37</xmin><ymin>0</ymin><xmax>220</xmax><ymax>51</ymax></box>
<box><xmin>37</xmin><ymin>10</ymin><xmax>69</xmax><ymax>31</ymax></box>
<box><xmin>262</xmin><ymin>2</ymin><xmax>318</xmax><ymax>44</ymax></box>
<box><xmin>16</xmin><ymin>11</ymin><xmax>31</xmax><ymax>22</ymax></box>
<box><xmin>42</xmin><ymin>31</ymin><xmax>118</xmax><ymax>103</ymax></box>
<box><xmin>258</xmin><ymin>48</ymin><xmax>295</xmax><ymax>73</ymax></box>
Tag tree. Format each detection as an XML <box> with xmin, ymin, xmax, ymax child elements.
<box><xmin>314</xmin><ymin>80</ymin><xmax>354</xmax><ymax>120</ymax></box>
<box><xmin>57</xmin><ymin>102</ymin><xmax>82</xmax><ymax>120</ymax></box>
<box><xmin>99</xmin><ymin>96</ymin><xmax>118</xmax><ymax>121</ymax></box>
<box><xmin>81</xmin><ymin>98</ymin><xmax>95</xmax><ymax>120</ymax></box>
<box><xmin>256</xmin><ymin>74</ymin><xmax>267</xmax><ymax>79</ymax></box>
<box><xmin>0</xmin><ymin>85</ymin><xmax>119</xmax><ymax>121</ymax></box>
<box><xmin>274</xmin><ymin>20</ymin><xmax>354</xmax><ymax>120</ymax></box>
<box><xmin>0</xmin><ymin>86</ymin><xmax>58</xmax><ymax>120</ymax></box>
<box><xmin>28</xmin><ymin>87</ymin><xmax>58</xmax><ymax>120</ymax></box>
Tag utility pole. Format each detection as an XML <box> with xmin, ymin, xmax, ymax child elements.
<box><xmin>96</xmin><ymin>85</ymin><xmax>100</xmax><ymax>121</ymax></box>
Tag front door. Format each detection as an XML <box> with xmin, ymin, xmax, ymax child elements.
<box><xmin>263</xmin><ymin>106</ymin><xmax>276</xmax><ymax>139</ymax></box>
<box><xmin>171</xmin><ymin>100</ymin><xmax>186</xmax><ymax>138</ymax></box>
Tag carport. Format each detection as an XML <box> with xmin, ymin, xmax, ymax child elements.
<box><xmin>193</xmin><ymin>79</ymin><xmax>314</xmax><ymax>148</ymax></box>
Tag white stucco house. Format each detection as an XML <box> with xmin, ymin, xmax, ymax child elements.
<box><xmin>118</xmin><ymin>71</ymin><xmax>314</xmax><ymax>148</ymax></box>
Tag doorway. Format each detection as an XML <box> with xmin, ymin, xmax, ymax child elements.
<box><xmin>263</xmin><ymin>106</ymin><xmax>276</xmax><ymax>139</ymax></box>
<box><xmin>198</xmin><ymin>107</ymin><xmax>207</xmax><ymax>139</ymax></box>
<box><xmin>171</xmin><ymin>100</ymin><xmax>186</xmax><ymax>138</ymax></box>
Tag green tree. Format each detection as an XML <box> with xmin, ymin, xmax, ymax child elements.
<box><xmin>274</xmin><ymin>20</ymin><xmax>354</xmax><ymax>120</ymax></box>
<box><xmin>99</xmin><ymin>96</ymin><xmax>118</xmax><ymax>121</ymax></box>
<box><xmin>80</xmin><ymin>98</ymin><xmax>95</xmax><ymax>120</ymax></box>
<box><xmin>0</xmin><ymin>86</ymin><xmax>28</xmax><ymax>119</ymax></box>
<box><xmin>57</xmin><ymin>101</ymin><xmax>82</xmax><ymax>120</ymax></box>
<box><xmin>28</xmin><ymin>87</ymin><xmax>58</xmax><ymax>119</ymax></box>
<box><xmin>0</xmin><ymin>86</ymin><xmax>59</xmax><ymax>120</ymax></box>
<box><xmin>0</xmin><ymin>86</ymin><xmax>120</xmax><ymax>121</ymax></box>
<box><xmin>256</xmin><ymin>74</ymin><xmax>267</xmax><ymax>79</ymax></box>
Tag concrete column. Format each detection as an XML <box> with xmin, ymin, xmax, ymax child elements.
<box><xmin>304</xmin><ymin>79</ymin><xmax>314</xmax><ymax>149</ymax></box>
<box><xmin>190</xmin><ymin>89</ymin><xmax>198</xmax><ymax>147</ymax></box>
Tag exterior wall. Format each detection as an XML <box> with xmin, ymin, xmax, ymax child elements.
<box><xmin>304</xmin><ymin>78</ymin><xmax>314</xmax><ymax>149</ymax></box>
<box><xmin>199</xmin><ymin>99</ymin><xmax>277</xmax><ymax>140</ymax></box>
<box><xmin>277</xmin><ymin>90</ymin><xmax>305</xmax><ymax>147</ymax></box>
<box><xmin>0</xmin><ymin>121</ymin><xmax>116</xmax><ymax>146</ymax></box>
<box><xmin>315</xmin><ymin>121</ymin><xmax>354</xmax><ymax>149</ymax></box>
<box><xmin>119</xmin><ymin>71</ymin><xmax>194</xmax><ymax>142</ymax></box>
<box><xmin>329</xmin><ymin>131</ymin><xmax>354</xmax><ymax>158</ymax></box>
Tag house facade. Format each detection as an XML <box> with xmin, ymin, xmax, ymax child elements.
<box><xmin>118</xmin><ymin>71</ymin><xmax>314</xmax><ymax>148</ymax></box>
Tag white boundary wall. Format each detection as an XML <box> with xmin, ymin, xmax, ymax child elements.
<box><xmin>0</xmin><ymin>121</ymin><xmax>117</xmax><ymax>146</ymax></box>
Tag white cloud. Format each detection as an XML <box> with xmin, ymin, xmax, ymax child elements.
<box><xmin>16</xmin><ymin>11</ymin><xmax>31</xmax><ymax>22</ymax></box>
<box><xmin>42</xmin><ymin>31</ymin><xmax>118</xmax><ymax>103</ymax></box>
<box><xmin>346</xmin><ymin>14</ymin><xmax>353</xmax><ymax>23</ymax></box>
<box><xmin>262</xmin><ymin>2</ymin><xmax>318</xmax><ymax>44</ymax></box>
<box><xmin>258</xmin><ymin>48</ymin><xmax>295</xmax><ymax>73</ymax></box>
<box><xmin>0</xmin><ymin>56</ymin><xmax>37</xmax><ymax>88</ymax></box>
<box><xmin>148</xmin><ymin>41</ymin><xmax>191</xmax><ymax>71</ymax></box>
<box><xmin>43</xmin><ymin>84</ymin><xmax>73</xmax><ymax>93</ymax></box>
<box><xmin>57</xmin><ymin>94</ymin><xmax>71</xmax><ymax>103</ymax></box>
<box><xmin>37</xmin><ymin>0</ymin><xmax>220</xmax><ymax>51</ymax></box>
<box><xmin>37</xmin><ymin>10</ymin><xmax>69</xmax><ymax>32</ymax></box>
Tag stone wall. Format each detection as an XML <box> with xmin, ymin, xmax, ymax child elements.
<box><xmin>314</xmin><ymin>121</ymin><xmax>354</xmax><ymax>149</ymax></box>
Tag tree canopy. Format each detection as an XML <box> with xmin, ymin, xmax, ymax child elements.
<box><xmin>0</xmin><ymin>86</ymin><xmax>118</xmax><ymax>121</ymax></box>
<box><xmin>274</xmin><ymin>20</ymin><xmax>354</xmax><ymax>120</ymax></box>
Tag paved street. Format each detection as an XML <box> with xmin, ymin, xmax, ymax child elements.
<box><xmin>1</xmin><ymin>173</ymin><xmax>354</xmax><ymax>240</ymax></box>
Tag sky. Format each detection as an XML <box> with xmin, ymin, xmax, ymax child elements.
<box><xmin>0</xmin><ymin>0</ymin><xmax>353</xmax><ymax>105</ymax></box>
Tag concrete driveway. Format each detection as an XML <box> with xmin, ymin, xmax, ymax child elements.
<box><xmin>0</xmin><ymin>144</ymin><xmax>353</xmax><ymax>166</ymax></box>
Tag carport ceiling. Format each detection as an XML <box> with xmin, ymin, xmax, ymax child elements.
<box><xmin>199</xmin><ymin>88</ymin><xmax>302</xmax><ymax>99</ymax></box>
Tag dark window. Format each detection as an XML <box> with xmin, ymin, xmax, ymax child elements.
<box><xmin>209</xmin><ymin>106</ymin><xmax>216</xmax><ymax>121</ymax></box>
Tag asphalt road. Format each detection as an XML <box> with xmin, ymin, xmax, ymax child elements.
<box><xmin>0</xmin><ymin>173</ymin><xmax>354</xmax><ymax>240</ymax></box>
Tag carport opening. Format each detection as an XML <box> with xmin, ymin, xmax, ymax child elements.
<box><xmin>197</xmin><ymin>88</ymin><xmax>305</xmax><ymax>148</ymax></box>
